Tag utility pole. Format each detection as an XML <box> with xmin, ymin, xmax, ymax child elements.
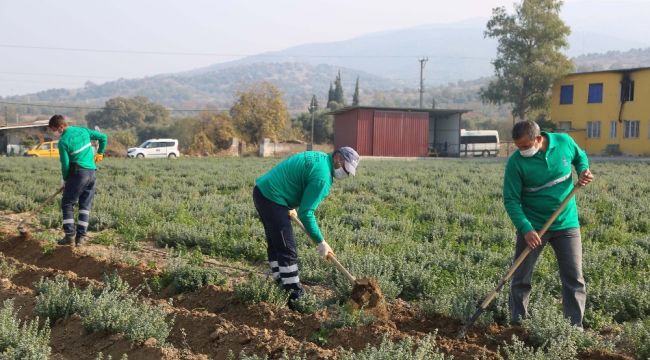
<box><xmin>4</xmin><ymin>106</ymin><xmax>7</xmax><ymax>127</ymax></box>
<box><xmin>419</xmin><ymin>57</ymin><xmax>428</xmax><ymax>108</ymax></box>
<box><xmin>308</xmin><ymin>95</ymin><xmax>318</xmax><ymax>151</ymax></box>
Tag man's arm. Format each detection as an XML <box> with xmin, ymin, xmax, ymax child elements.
<box><xmin>297</xmin><ymin>179</ymin><xmax>330</xmax><ymax>243</ymax></box>
<box><xmin>503</xmin><ymin>159</ymin><xmax>533</xmax><ymax>234</ymax></box>
<box><xmin>87</xmin><ymin>128</ymin><xmax>108</xmax><ymax>154</ymax></box>
<box><xmin>59</xmin><ymin>143</ymin><xmax>70</xmax><ymax>180</ymax></box>
<box><xmin>570</xmin><ymin>136</ymin><xmax>589</xmax><ymax>175</ymax></box>
<box><xmin>568</xmin><ymin>135</ymin><xmax>593</xmax><ymax>186</ymax></box>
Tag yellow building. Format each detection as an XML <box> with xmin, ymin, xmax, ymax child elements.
<box><xmin>550</xmin><ymin>67</ymin><xmax>650</xmax><ymax>156</ymax></box>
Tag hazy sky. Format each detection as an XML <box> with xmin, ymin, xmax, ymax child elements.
<box><xmin>0</xmin><ymin>0</ymin><xmax>647</xmax><ymax>96</ymax></box>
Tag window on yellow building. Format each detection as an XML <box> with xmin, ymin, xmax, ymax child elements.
<box><xmin>609</xmin><ymin>121</ymin><xmax>617</xmax><ymax>139</ymax></box>
<box><xmin>587</xmin><ymin>121</ymin><xmax>601</xmax><ymax>138</ymax></box>
<box><xmin>588</xmin><ymin>83</ymin><xmax>603</xmax><ymax>103</ymax></box>
<box><xmin>624</xmin><ymin>120</ymin><xmax>640</xmax><ymax>138</ymax></box>
<box><xmin>558</xmin><ymin>121</ymin><xmax>572</xmax><ymax>130</ymax></box>
<box><xmin>560</xmin><ymin>85</ymin><xmax>573</xmax><ymax>104</ymax></box>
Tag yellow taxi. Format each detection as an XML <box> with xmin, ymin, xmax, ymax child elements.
<box><xmin>24</xmin><ymin>141</ymin><xmax>59</xmax><ymax>158</ymax></box>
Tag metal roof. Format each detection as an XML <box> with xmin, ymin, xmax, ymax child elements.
<box><xmin>326</xmin><ymin>106</ymin><xmax>471</xmax><ymax>116</ymax></box>
<box><xmin>0</xmin><ymin>123</ymin><xmax>49</xmax><ymax>131</ymax></box>
<box><xmin>571</xmin><ymin>66</ymin><xmax>650</xmax><ymax>76</ymax></box>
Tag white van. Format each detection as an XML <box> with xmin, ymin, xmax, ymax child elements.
<box><xmin>460</xmin><ymin>129</ymin><xmax>499</xmax><ymax>157</ymax></box>
<box><xmin>127</xmin><ymin>139</ymin><xmax>180</xmax><ymax>158</ymax></box>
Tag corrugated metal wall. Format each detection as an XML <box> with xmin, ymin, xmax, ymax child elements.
<box><xmin>334</xmin><ymin>108</ymin><xmax>431</xmax><ymax>157</ymax></box>
<box><xmin>372</xmin><ymin>111</ymin><xmax>429</xmax><ymax>156</ymax></box>
<box><xmin>334</xmin><ymin>109</ymin><xmax>359</xmax><ymax>150</ymax></box>
<box><xmin>356</xmin><ymin>109</ymin><xmax>374</xmax><ymax>156</ymax></box>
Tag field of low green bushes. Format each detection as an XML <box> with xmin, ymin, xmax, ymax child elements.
<box><xmin>1</xmin><ymin>156</ymin><xmax>648</xmax><ymax>358</ymax></box>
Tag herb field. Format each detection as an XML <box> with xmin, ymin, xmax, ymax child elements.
<box><xmin>0</xmin><ymin>156</ymin><xmax>648</xmax><ymax>359</ymax></box>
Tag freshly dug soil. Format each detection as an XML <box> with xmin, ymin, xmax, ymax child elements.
<box><xmin>349</xmin><ymin>277</ymin><xmax>388</xmax><ymax>320</ymax></box>
<box><xmin>0</xmin><ymin>223</ymin><xmax>634</xmax><ymax>360</ymax></box>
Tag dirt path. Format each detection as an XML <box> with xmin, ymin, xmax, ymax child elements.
<box><xmin>0</xmin><ymin>226</ymin><xmax>633</xmax><ymax>359</ymax></box>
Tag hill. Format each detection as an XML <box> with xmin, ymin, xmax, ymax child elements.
<box><xmin>573</xmin><ymin>47</ymin><xmax>650</xmax><ymax>72</ymax></box>
<box><xmin>4</xmin><ymin>63</ymin><xmax>400</xmax><ymax>113</ymax></box>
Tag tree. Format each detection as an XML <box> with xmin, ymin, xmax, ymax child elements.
<box><xmin>352</xmin><ymin>77</ymin><xmax>360</xmax><ymax>106</ymax></box>
<box><xmin>480</xmin><ymin>0</ymin><xmax>573</xmax><ymax>122</ymax></box>
<box><xmin>327</xmin><ymin>83</ymin><xmax>335</xmax><ymax>106</ymax></box>
<box><xmin>167</xmin><ymin>117</ymin><xmax>201</xmax><ymax>151</ymax></box>
<box><xmin>199</xmin><ymin>111</ymin><xmax>235</xmax><ymax>150</ymax></box>
<box><xmin>86</xmin><ymin>96</ymin><xmax>170</xmax><ymax>130</ymax></box>
<box><xmin>230</xmin><ymin>82</ymin><xmax>289</xmax><ymax>144</ymax></box>
<box><xmin>327</xmin><ymin>71</ymin><xmax>346</xmax><ymax>110</ymax></box>
<box><xmin>190</xmin><ymin>131</ymin><xmax>215</xmax><ymax>155</ymax></box>
<box><xmin>291</xmin><ymin>112</ymin><xmax>334</xmax><ymax>144</ymax></box>
<box><xmin>334</xmin><ymin>70</ymin><xmax>345</xmax><ymax>106</ymax></box>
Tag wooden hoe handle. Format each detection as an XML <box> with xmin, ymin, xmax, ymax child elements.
<box><xmin>289</xmin><ymin>212</ymin><xmax>358</xmax><ymax>285</ymax></box>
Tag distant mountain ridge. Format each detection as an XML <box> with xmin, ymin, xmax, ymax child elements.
<box><xmin>4</xmin><ymin>15</ymin><xmax>650</xmax><ymax>114</ymax></box>
<box><xmin>191</xmin><ymin>16</ymin><xmax>647</xmax><ymax>84</ymax></box>
<box><xmin>574</xmin><ymin>48</ymin><xmax>650</xmax><ymax>72</ymax></box>
<box><xmin>4</xmin><ymin>62</ymin><xmax>401</xmax><ymax>112</ymax></box>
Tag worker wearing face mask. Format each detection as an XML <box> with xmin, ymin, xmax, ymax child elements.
<box><xmin>253</xmin><ymin>147</ymin><xmax>360</xmax><ymax>309</ymax></box>
<box><xmin>503</xmin><ymin>120</ymin><xmax>593</xmax><ymax>328</ymax></box>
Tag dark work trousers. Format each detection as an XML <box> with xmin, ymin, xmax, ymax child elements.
<box><xmin>252</xmin><ymin>186</ymin><xmax>304</xmax><ymax>301</ymax></box>
<box><xmin>510</xmin><ymin>227</ymin><xmax>586</xmax><ymax>327</ymax></box>
<box><xmin>61</xmin><ymin>168</ymin><xmax>96</xmax><ymax>237</ymax></box>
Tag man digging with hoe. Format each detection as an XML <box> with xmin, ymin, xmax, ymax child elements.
<box><xmin>253</xmin><ymin>147</ymin><xmax>385</xmax><ymax>313</ymax></box>
<box><xmin>49</xmin><ymin>114</ymin><xmax>107</xmax><ymax>247</ymax></box>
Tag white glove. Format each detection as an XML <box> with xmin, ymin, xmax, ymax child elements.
<box><xmin>317</xmin><ymin>241</ymin><xmax>334</xmax><ymax>259</ymax></box>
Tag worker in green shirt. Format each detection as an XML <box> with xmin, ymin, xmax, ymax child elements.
<box><xmin>48</xmin><ymin>115</ymin><xmax>107</xmax><ymax>247</ymax></box>
<box><xmin>504</xmin><ymin>120</ymin><xmax>593</xmax><ymax>327</ymax></box>
<box><xmin>253</xmin><ymin>147</ymin><xmax>360</xmax><ymax>309</ymax></box>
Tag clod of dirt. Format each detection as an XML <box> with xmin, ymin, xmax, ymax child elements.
<box><xmin>350</xmin><ymin>277</ymin><xmax>388</xmax><ymax>319</ymax></box>
<box><xmin>17</xmin><ymin>222</ymin><xmax>31</xmax><ymax>240</ymax></box>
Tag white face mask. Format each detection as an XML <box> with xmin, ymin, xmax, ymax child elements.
<box><xmin>519</xmin><ymin>145</ymin><xmax>539</xmax><ymax>157</ymax></box>
<box><xmin>334</xmin><ymin>167</ymin><xmax>348</xmax><ymax>179</ymax></box>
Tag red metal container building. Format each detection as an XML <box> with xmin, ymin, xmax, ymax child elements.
<box><xmin>331</xmin><ymin>106</ymin><xmax>468</xmax><ymax>157</ymax></box>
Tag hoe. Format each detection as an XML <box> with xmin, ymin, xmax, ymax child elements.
<box><xmin>289</xmin><ymin>211</ymin><xmax>386</xmax><ymax>313</ymax></box>
<box><xmin>17</xmin><ymin>186</ymin><xmax>65</xmax><ymax>240</ymax></box>
<box><xmin>457</xmin><ymin>183</ymin><xmax>583</xmax><ymax>339</ymax></box>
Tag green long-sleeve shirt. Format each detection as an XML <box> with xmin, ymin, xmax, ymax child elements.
<box><xmin>255</xmin><ymin>151</ymin><xmax>333</xmax><ymax>242</ymax></box>
<box><xmin>58</xmin><ymin>126</ymin><xmax>108</xmax><ymax>180</ymax></box>
<box><xmin>503</xmin><ymin>132</ymin><xmax>589</xmax><ymax>235</ymax></box>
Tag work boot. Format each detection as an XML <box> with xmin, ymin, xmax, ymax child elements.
<box><xmin>57</xmin><ymin>234</ymin><xmax>75</xmax><ymax>246</ymax></box>
<box><xmin>75</xmin><ymin>234</ymin><xmax>88</xmax><ymax>247</ymax></box>
<box><xmin>287</xmin><ymin>286</ymin><xmax>305</xmax><ymax>312</ymax></box>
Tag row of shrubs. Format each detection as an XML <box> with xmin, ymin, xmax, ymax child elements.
<box><xmin>34</xmin><ymin>273</ymin><xmax>173</xmax><ymax>346</ymax></box>
<box><xmin>0</xmin><ymin>300</ymin><xmax>51</xmax><ymax>359</ymax></box>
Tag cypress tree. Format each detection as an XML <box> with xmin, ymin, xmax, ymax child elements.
<box><xmin>352</xmin><ymin>76</ymin><xmax>360</xmax><ymax>106</ymax></box>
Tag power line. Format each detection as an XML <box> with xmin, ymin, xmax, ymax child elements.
<box><xmin>0</xmin><ymin>100</ymin><xmax>229</xmax><ymax>113</ymax></box>
<box><xmin>0</xmin><ymin>43</ymin><xmax>491</xmax><ymax>60</ymax></box>
<box><xmin>0</xmin><ymin>79</ymin><xmax>83</xmax><ymax>86</ymax></box>
<box><xmin>0</xmin><ymin>71</ymin><xmax>119</xmax><ymax>80</ymax></box>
